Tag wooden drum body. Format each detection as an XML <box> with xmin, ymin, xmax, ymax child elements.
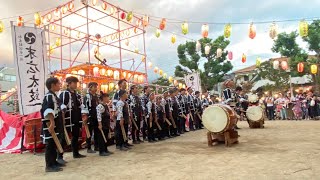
<box><xmin>246</xmin><ymin>106</ymin><xmax>264</xmax><ymax>128</ymax></box>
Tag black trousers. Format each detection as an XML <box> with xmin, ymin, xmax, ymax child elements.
<box><xmin>71</xmin><ymin>123</ymin><xmax>80</xmax><ymax>155</ymax></box>
<box><xmin>45</xmin><ymin>138</ymin><xmax>57</xmax><ymax>168</ymax></box>
<box><xmin>194</xmin><ymin>112</ymin><xmax>200</xmax><ymax>129</ymax></box>
<box><xmin>179</xmin><ymin>116</ymin><xmax>185</xmax><ymax>133</ymax></box>
<box><xmin>189</xmin><ymin>111</ymin><xmax>196</xmax><ymax>130</ymax></box>
<box><xmin>132</xmin><ymin>115</ymin><xmax>141</xmax><ymax>141</ymax></box>
<box><xmin>115</xmin><ymin>121</ymin><xmax>124</xmax><ymax>147</ymax></box>
<box><xmin>142</xmin><ymin>116</ymin><xmax>148</xmax><ymax>139</ymax></box>
<box><xmin>98</xmin><ymin>128</ymin><xmax>109</xmax><ymax>153</ymax></box>
<box><xmin>125</xmin><ymin>122</ymin><xmax>129</xmax><ymax>143</ymax></box>
<box><xmin>172</xmin><ymin>115</ymin><xmax>180</xmax><ymax>134</ymax></box>
<box><xmin>267</xmin><ymin>106</ymin><xmax>274</xmax><ymax>120</ymax></box>
<box><xmin>148</xmin><ymin>118</ymin><xmax>155</xmax><ymax>140</ymax></box>
<box><xmin>86</xmin><ymin>121</ymin><xmax>99</xmax><ymax>150</ymax></box>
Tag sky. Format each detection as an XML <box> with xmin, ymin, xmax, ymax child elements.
<box><xmin>0</xmin><ymin>0</ymin><xmax>319</xmax><ymax>81</ymax></box>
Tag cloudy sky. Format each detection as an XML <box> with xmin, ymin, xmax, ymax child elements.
<box><xmin>0</xmin><ymin>0</ymin><xmax>319</xmax><ymax>81</ymax></box>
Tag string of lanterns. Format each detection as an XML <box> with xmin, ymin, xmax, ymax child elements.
<box><xmin>272</xmin><ymin>60</ymin><xmax>318</xmax><ymax>74</ymax></box>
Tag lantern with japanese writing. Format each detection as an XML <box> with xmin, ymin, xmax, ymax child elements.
<box><xmin>178</xmin><ymin>83</ymin><xmax>183</xmax><ymax>89</ymax></box>
<box><xmin>224</xmin><ymin>24</ymin><xmax>232</xmax><ymax>38</ymax></box>
<box><xmin>143</xmin><ymin>15</ymin><xmax>149</xmax><ymax>27</ymax></box>
<box><xmin>61</xmin><ymin>6</ymin><xmax>68</xmax><ymax>14</ymax></box>
<box><xmin>228</xmin><ymin>51</ymin><xmax>233</xmax><ymax>60</ymax></box>
<box><xmin>93</xmin><ymin>67</ymin><xmax>99</xmax><ymax>77</ymax></box>
<box><xmin>34</xmin><ymin>12</ymin><xmax>42</xmax><ymax>26</ymax></box>
<box><xmin>169</xmin><ymin>76</ymin><xmax>173</xmax><ymax>83</ymax></box>
<box><xmin>17</xmin><ymin>16</ymin><xmax>24</xmax><ymax>26</ymax></box>
<box><xmin>107</xmin><ymin>69</ymin><xmax>113</xmax><ymax>77</ymax></box>
<box><xmin>55</xmin><ymin>38</ymin><xmax>61</xmax><ymax>47</ymax></box>
<box><xmin>242</xmin><ymin>54</ymin><xmax>246</xmax><ymax>63</ymax></box>
<box><xmin>248</xmin><ymin>23</ymin><xmax>256</xmax><ymax>39</ymax></box>
<box><xmin>138</xmin><ymin>75</ymin><xmax>144</xmax><ymax>83</ymax></box>
<box><xmin>216</xmin><ymin>48</ymin><xmax>222</xmax><ymax>58</ymax></box>
<box><xmin>109</xmin><ymin>83</ymin><xmax>114</xmax><ymax>91</ymax></box>
<box><xmin>101</xmin><ymin>2</ymin><xmax>107</xmax><ymax>10</ymax></box>
<box><xmin>281</xmin><ymin>61</ymin><xmax>288</xmax><ymax>70</ymax></box>
<box><xmin>171</xmin><ymin>34</ymin><xmax>176</xmax><ymax>44</ymax></box>
<box><xmin>101</xmin><ymin>84</ymin><xmax>108</xmax><ymax>93</ymax></box>
<box><xmin>133</xmin><ymin>74</ymin><xmax>139</xmax><ymax>83</ymax></box>
<box><xmin>181</xmin><ymin>22</ymin><xmax>188</xmax><ymax>35</ymax></box>
<box><xmin>126</xmin><ymin>11</ymin><xmax>133</xmax><ymax>22</ymax></box>
<box><xmin>297</xmin><ymin>62</ymin><xmax>304</xmax><ymax>73</ymax></box>
<box><xmin>68</xmin><ymin>2</ymin><xmax>74</xmax><ymax>11</ymax></box>
<box><xmin>122</xmin><ymin>71</ymin><xmax>127</xmax><ymax>79</ymax></box>
<box><xmin>269</xmin><ymin>23</ymin><xmax>278</xmax><ymax>39</ymax></box>
<box><xmin>159</xmin><ymin>18</ymin><xmax>166</xmax><ymax>30</ymax></box>
<box><xmin>201</xmin><ymin>24</ymin><xmax>209</xmax><ymax>38</ymax></box>
<box><xmin>120</xmin><ymin>12</ymin><xmax>126</xmax><ymax>20</ymax></box>
<box><xmin>155</xmin><ymin>29</ymin><xmax>161</xmax><ymax>38</ymax></box>
<box><xmin>299</xmin><ymin>20</ymin><xmax>308</xmax><ymax>37</ymax></box>
<box><xmin>205</xmin><ymin>45</ymin><xmax>211</xmax><ymax>55</ymax></box>
<box><xmin>256</xmin><ymin>57</ymin><xmax>261</xmax><ymax>67</ymax></box>
<box><xmin>99</xmin><ymin>68</ymin><xmax>106</xmax><ymax>76</ymax></box>
<box><xmin>114</xmin><ymin>70</ymin><xmax>120</xmax><ymax>80</ymax></box>
<box><xmin>0</xmin><ymin>21</ymin><xmax>4</xmax><ymax>33</ymax></box>
<box><xmin>196</xmin><ymin>41</ymin><xmax>201</xmax><ymax>52</ymax></box>
<box><xmin>311</xmin><ymin>64</ymin><xmax>317</xmax><ymax>74</ymax></box>
<box><xmin>273</xmin><ymin>60</ymin><xmax>279</xmax><ymax>70</ymax></box>
<box><xmin>154</xmin><ymin>67</ymin><xmax>159</xmax><ymax>73</ymax></box>
<box><xmin>159</xmin><ymin>69</ymin><xmax>163</xmax><ymax>76</ymax></box>
<box><xmin>148</xmin><ymin>62</ymin><xmax>152</xmax><ymax>68</ymax></box>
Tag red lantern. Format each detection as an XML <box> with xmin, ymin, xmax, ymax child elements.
<box><xmin>17</xmin><ymin>16</ymin><xmax>24</xmax><ymax>26</ymax></box>
<box><xmin>249</xmin><ymin>23</ymin><xmax>256</xmax><ymax>39</ymax></box>
<box><xmin>281</xmin><ymin>61</ymin><xmax>288</xmax><ymax>70</ymax></box>
<box><xmin>297</xmin><ymin>62</ymin><xmax>304</xmax><ymax>73</ymax></box>
<box><xmin>201</xmin><ymin>24</ymin><xmax>209</xmax><ymax>38</ymax></box>
<box><xmin>159</xmin><ymin>18</ymin><xmax>166</xmax><ymax>30</ymax></box>
<box><xmin>242</xmin><ymin>54</ymin><xmax>246</xmax><ymax>63</ymax></box>
<box><xmin>120</xmin><ymin>12</ymin><xmax>126</xmax><ymax>20</ymax></box>
<box><xmin>228</xmin><ymin>51</ymin><xmax>233</xmax><ymax>60</ymax></box>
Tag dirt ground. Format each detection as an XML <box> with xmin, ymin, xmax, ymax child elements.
<box><xmin>1</xmin><ymin>120</ymin><xmax>320</xmax><ymax>180</ymax></box>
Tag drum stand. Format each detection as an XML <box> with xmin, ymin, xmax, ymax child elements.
<box><xmin>207</xmin><ymin>130</ymin><xmax>239</xmax><ymax>147</ymax></box>
<box><xmin>248</xmin><ymin>120</ymin><xmax>264</xmax><ymax>129</ymax></box>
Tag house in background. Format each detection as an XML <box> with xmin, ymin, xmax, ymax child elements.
<box><xmin>0</xmin><ymin>67</ymin><xmax>17</xmax><ymax>112</ymax></box>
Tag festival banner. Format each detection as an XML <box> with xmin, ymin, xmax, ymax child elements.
<box><xmin>185</xmin><ymin>72</ymin><xmax>201</xmax><ymax>92</ymax></box>
<box><xmin>11</xmin><ymin>26</ymin><xmax>47</xmax><ymax>115</ymax></box>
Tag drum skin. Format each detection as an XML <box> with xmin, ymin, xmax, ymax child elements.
<box><xmin>246</xmin><ymin>106</ymin><xmax>264</xmax><ymax>122</ymax></box>
<box><xmin>202</xmin><ymin>104</ymin><xmax>238</xmax><ymax>133</ymax></box>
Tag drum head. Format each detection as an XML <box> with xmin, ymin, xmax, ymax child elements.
<box><xmin>202</xmin><ymin>106</ymin><xmax>228</xmax><ymax>133</ymax></box>
<box><xmin>246</xmin><ymin>106</ymin><xmax>263</xmax><ymax>121</ymax></box>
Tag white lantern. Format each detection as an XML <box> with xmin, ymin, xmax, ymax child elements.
<box><xmin>205</xmin><ymin>45</ymin><xmax>211</xmax><ymax>55</ymax></box>
<box><xmin>216</xmin><ymin>48</ymin><xmax>222</xmax><ymax>58</ymax></box>
<box><xmin>196</xmin><ymin>41</ymin><xmax>201</xmax><ymax>52</ymax></box>
<box><xmin>273</xmin><ymin>60</ymin><xmax>279</xmax><ymax>70</ymax></box>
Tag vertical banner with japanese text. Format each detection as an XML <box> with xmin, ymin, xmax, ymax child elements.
<box><xmin>185</xmin><ymin>72</ymin><xmax>201</xmax><ymax>93</ymax></box>
<box><xmin>11</xmin><ymin>26</ymin><xmax>47</xmax><ymax>115</ymax></box>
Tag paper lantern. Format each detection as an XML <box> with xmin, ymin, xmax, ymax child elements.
<box><xmin>82</xmin><ymin>83</ymin><xmax>87</xmax><ymax>89</ymax></box>
<box><xmin>224</xmin><ymin>24</ymin><xmax>232</xmax><ymax>38</ymax></box>
<box><xmin>55</xmin><ymin>38</ymin><xmax>61</xmax><ymax>47</ymax></box>
<box><xmin>133</xmin><ymin>74</ymin><xmax>139</xmax><ymax>83</ymax></box>
<box><xmin>61</xmin><ymin>6</ymin><xmax>68</xmax><ymax>14</ymax></box>
<box><xmin>141</xmin><ymin>55</ymin><xmax>146</xmax><ymax>62</ymax></box>
<box><xmin>201</xmin><ymin>24</ymin><xmax>209</xmax><ymax>38</ymax></box>
<box><xmin>159</xmin><ymin>69</ymin><xmax>163</xmax><ymax>76</ymax></box>
<box><xmin>242</xmin><ymin>54</ymin><xmax>246</xmax><ymax>63</ymax></box>
<box><xmin>182</xmin><ymin>84</ymin><xmax>186</xmax><ymax>89</ymax></box>
<box><xmin>99</xmin><ymin>68</ymin><xmax>106</xmax><ymax>76</ymax></box>
<box><xmin>216</xmin><ymin>48</ymin><xmax>222</xmax><ymax>58</ymax></box>
<box><xmin>248</xmin><ymin>23</ymin><xmax>256</xmax><ymax>39</ymax></box>
<box><xmin>93</xmin><ymin>67</ymin><xmax>99</xmax><ymax>77</ymax></box>
<box><xmin>171</xmin><ymin>34</ymin><xmax>176</xmax><ymax>44</ymax></box>
<box><xmin>48</xmin><ymin>45</ymin><xmax>54</xmax><ymax>55</ymax></box>
<box><xmin>126</xmin><ymin>11</ymin><xmax>133</xmax><ymax>22</ymax></box>
<box><xmin>101</xmin><ymin>2</ymin><xmax>107</xmax><ymax>10</ymax></box>
<box><xmin>122</xmin><ymin>71</ymin><xmax>127</xmax><ymax>79</ymax></box>
<box><xmin>46</xmin><ymin>13</ymin><xmax>52</xmax><ymax>22</ymax></box>
<box><xmin>136</xmin><ymin>19</ymin><xmax>142</xmax><ymax>27</ymax></box>
<box><xmin>91</xmin><ymin>0</ymin><xmax>98</xmax><ymax>6</ymax></box>
<box><xmin>281</xmin><ymin>61</ymin><xmax>288</xmax><ymax>70</ymax></box>
<box><xmin>154</xmin><ymin>67</ymin><xmax>159</xmax><ymax>73</ymax></box>
<box><xmin>297</xmin><ymin>62</ymin><xmax>304</xmax><ymax>73</ymax></box>
<box><xmin>127</xmin><ymin>73</ymin><xmax>132</xmax><ymax>80</ymax></box>
<box><xmin>155</xmin><ymin>29</ymin><xmax>161</xmax><ymax>38</ymax></box>
<box><xmin>114</xmin><ymin>70</ymin><xmax>120</xmax><ymax>80</ymax></box>
<box><xmin>196</xmin><ymin>41</ymin><xmax>201</xmax><ymax>52</ymax></box>
<box><xmin>17</xmin><ymin>16</ymin><xmax>24</xmax><ymax>26</ymax></box>
<box><xmin>299</xmin><ymin>20</ymin><xmax>308</xmax><ymax>37</ymax></box>
<box><xmin>138</xmin><ymin>75</ymin><xmax>144</xmax><ymax>83</ymax></box>
<box><xmin>311</xmin><ymin>64</ymin><xmax>317</xmax><ymax>74</ymax></box>
<box><xmin>68</xmin><ymin>2</ymin><xmax>75</xmax><ymax>11</ymax></box>
<box><xmin>228</xmin><ymin>51</ymin><xmax>233</xmax><ymax>60</ymax></box>
<box><xmin>159</xmin><ymin>18</ymin><xmax>166</xmax><ymax>30</ymax></box>
<box><xmin>163</xmin><ymin>73</ymin><xmax>167</xmax><ymax>78</ymax></box>
<box><xmin>148</xmin><ymin>62</ymin><xmax>152</xmax><ymax>68</ymax></box>
<box><xmin>78</xmin><ymin>70</ymin><xmax>85</xmax><ymax>75</ymax></box>
<box><xmin>0</xmin><ymin>21</ymin><xmax>4</xmax><ymax>33</ymax></box>
<box><xmin>134</xmin><ymin>48</ymin><xmax>139</xmax><ymax>53</ymax></box>
<box><xmin>273</xmin><ymin>60</ymin><xmax>279</xmax><ymax>70</ymax></box>
<box><xmin>143</xmin><ymin>15</ymin><xmax>149</xmax><ymax>27</ymax></box>
<box><xmin>107</xmin><ymin>69</ymin><xmax>113</xmax><ymax>77</ymax></box>
<box><xmin>50</xmin><ymin>24</ymin><xmax>55</xmax><ymax>31</ymax></box>
<box><xmin>181</xmin><ymin>22</ymin><xmax>188</xmax><ymax>35</ymax></box>
<box><xmin>256</xmin><ymin>57</ymin><xmax>261</xmax><ymax>67</ymax></box>
<box><xmin>169</xmin><ymin>76</ymin><xmax>173</xmax><ymax>83</ymax></box>
<box><xmin>174</xmin><ymin>80</ymin><xmax>178</xmax><ymax>86</ymax></box>
<box><xmin>54</xmin><ymin>8</ymin><xmax>60</xmax><ymax>18</ymax></box>
<box><xmin>269</xmin><ymin>23</ymin><xmax>278</xmax><ymax>39</ymax></box>
<box><xmin>125</xmin><ymin>39</ymin><xmax>129</xmax><ymax>46</ymax></box>
<box><xmin>109</xmin><ymin>83</ymin><xmax>114</xmax><ymax>90</ymax></box>
<box><xmin>33</xmin><ymin>12</ymin><xmax>42</xmax><ymax>26</ymax></box>
<box><xmin>101</xmin><ymin>84</ymin><xmax>108</xmax><ymax>93</ymax></box>
<box><xmin>178</xmin><ymin>83</ymin><xmax>183</xmax><ymax>89</ymax></box>
<box><xmin>205</xmin><ymin>45</ymin><xmax>211</xmax><ymax>55</ymax></box>
<box><xmin>120</xmin><ymin>12</ymin><xmax>126</xmax><ymax>20</ymax></box>
<box><xmin>71</xmin><ymin>71</ymin><xmax>78</xmax><ymax>75</ymax></box>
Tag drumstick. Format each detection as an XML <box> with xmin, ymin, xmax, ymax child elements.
<box><xmin>131</xmin><ymin>118</ymin><xmax>139</xmax><ymax>130</ymax></box>
<box><xmin>83</xmin><ymin>122</ymin><xmax>91</xmax><ymax>138</ymax></box>
<box><xmin>189</xmin><ymin>113</ymin><xmax>194</xmax><ymax>122</ymax></box>
<box><xmin>196</xmin><ymin>112</ymin><xmax>202</xmax><ymax>120</ymax></box>
<box><xmin>121</xmin><ymin>124</ymin><xmax>127</xmax><ymax>141</ymax></box>
<box><xmin>164</xmin><ymin>117</ymin><xmax>172</xmax><ymax>126</ymax></box>
<box><xmin>46</xmin><ymin>122</ymin><xmax>64</xmax><ymax>153</ymax></box>
<box><xmin>100</xmin><ymin>128</ymin><xmax>107</xmax><ymax>143</ymax></box>
<box><xmin>155</xmin><ymin>121</ymin><xmax>162</xmax><ymax>130</ymax></box>
<box><xmin>62</xmin><ymin>113</ymin><xmax>71</xmax><ymax>145</ymax></box>
<box><xmin>170</xmin><ymin>117</ymin><xmax>177</xmax><ymax>128</ymax></box>
<box><xmin>108</xmin><ymin>131</ymin><xmax>111</xmax><ymax>139</ymax></box>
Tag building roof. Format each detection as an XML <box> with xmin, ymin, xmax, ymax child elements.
<box><xmin>233</xmin><ymin>64</ymin><xmax>256</xmax><ymax>74</ymax></box>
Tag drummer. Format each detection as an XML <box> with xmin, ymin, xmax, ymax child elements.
<box><xmin>222</xmin><ymin>79</ymin><xmax>240</xmax><ymax>129</ymax></box>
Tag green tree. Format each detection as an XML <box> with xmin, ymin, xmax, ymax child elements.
<box><xmin>303</xmin><ymin>20</ymin><xmax>320</xmax><ymax>60</ymax></box>
<box><xmin>175</xmin><ymin>36</ymin><xmax>233</xmax><ymax>91</ymax></box>
<box><xmin>152</xmin><ymin>77</ymin><xmax>171</xmax><ymax>87</ymax></box>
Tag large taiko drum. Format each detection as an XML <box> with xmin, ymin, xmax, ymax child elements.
<box><xmin>246</xmin><ymin>106</ymin><xmax>264</xmax><ymax>122</ymax></box>
<box><xmin>202</xmin><ymin>104</ymin><xmax>238</xmax><ymax>133</ymax></box>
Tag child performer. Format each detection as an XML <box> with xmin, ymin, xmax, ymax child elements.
<box><xmin>115</xmin><ymin>90</ymin><xmax>130</xmax><ymax>150</ymax></box>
